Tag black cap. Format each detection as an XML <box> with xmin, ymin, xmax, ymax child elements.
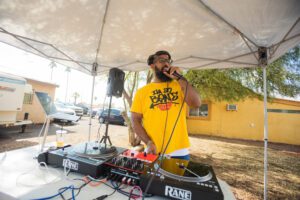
<box><xmin>147</xmin><ymin>54</ymin><xmax>155</xmax><ymax>65</ymax></box>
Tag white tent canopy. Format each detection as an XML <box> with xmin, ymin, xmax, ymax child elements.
<box><xmin>0</xmin><ymin>1</ymin><xmax>299</xmax><ymax>200</ymax></box>
<box><xmin>0</xmin><ymin>0</ymin><xmax>299</xmax><ymax>75</ymax></box>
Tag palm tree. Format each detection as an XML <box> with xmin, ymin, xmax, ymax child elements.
<box><xmin>65</xmin><ymin>67</ymin><xmax>71</xmax><ymax>102</ymax></box>
<box><xmin>72</xmin><ymin>92</ymin><xmax>80</xmax><ymax>104</ymax></box>
<box><xmin>49</xmin><ymin>61</ymin><xmax>57</xmax><ymax>81</ymax></box>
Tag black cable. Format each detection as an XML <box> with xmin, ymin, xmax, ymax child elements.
<box><xmin>107</xmin><ymin>187</ymin><xmax>117</xmax><ymax>197</ymax></box>
<box><xmin>94</xmin><ymin>187</ymin><xmax>117</xmax><ymax>200</ymax></box>
<box><xmin>160</xmin><ymin>78</ymin><xmax>188</xmax><ymax>158</ymax></box>
<box><xmin>74</xmin><ymin>181</ymin><xmax>90</xmax><ymax>198</ymax></box>
<box><xmin>110</xmin><ymin>180</ymin><xmax>140</xmax><ymax>199</ymax></box>
<box><xmin>59</xmin><ymin>193</ymin><xmax>66</xmax><ymax>200</ymax></box>
<box><xmin>72</xmin><ymin>178</ymin><xmax>86</xmax><ymax>183</ymax></box>
<box><xmin>65</xmin><ymin>180</ymin><xmax>91</xmax><ymax>200</ymax></box>
<box><xmin>86</xmin><ymin>177</ymin><xmax>120</xmax><ymax>200</ymax></box>
<box><xmin>88</xmin><ymin>177</ymin><xmax>116</xmax><ymax>190</ymax></box>
<box><xmin>128</xmin><ymin>189</ymin><xmax>133</xmax><ymax>200</ymax></box>
<box><xmin>159</xmin><ymin>82</ymin><xmax>169</xmax><ymax>154</ymax></box>
<box><xmin>143</xmin><ymin>79</ymin><xmax>189</xmax><ymax>199</ymax></box>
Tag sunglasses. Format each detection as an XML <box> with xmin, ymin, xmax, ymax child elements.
<box><xmin>155</xmin><ymin>58</ymin><xmax>173</xmax><ymax>64</ymax></box>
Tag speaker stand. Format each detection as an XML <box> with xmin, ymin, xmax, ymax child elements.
<box><xmin>99</xmin><ymin>95</ymin><xmax>113</xmax><ymax>150</ymax></box>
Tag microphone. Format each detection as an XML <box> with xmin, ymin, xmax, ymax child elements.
<box><xmin>164</xmin><ymin>68</ymin><xmax>183</xmax><ymax>80</ymax></box>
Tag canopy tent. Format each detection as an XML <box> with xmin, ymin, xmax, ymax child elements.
<box><xmin>0</xmin><ymin>1</ymin><xmax>299</xmax><ymax>199</ymax></box>
<box><xmin>0</xmin><ymin>0</ymin><xmax>299</xmax><ymax>73</ymax></box>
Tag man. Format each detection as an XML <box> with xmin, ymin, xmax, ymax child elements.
<box><xmin>130</xmin><ymin>50</ymin><xmax>201</xmax><ymax>160</ymax></box>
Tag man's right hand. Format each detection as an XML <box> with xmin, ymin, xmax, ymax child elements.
<box><xmin>145</xmin><ymin>140</ymin><xmax>157</xmax><ymax>155</ymax></box>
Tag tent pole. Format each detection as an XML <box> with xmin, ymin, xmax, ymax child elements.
<box><xmin>263</xmin><ymin>66</ymin><xmax>268</xmax><ymax>200</ymax></box>
<box><xmin>88</xmin><ymin>74</ymin><xmax>96</xmax><ymax>142</ymax></box>
<box><xmin>88</xmin><ymin>63</ymin><xmax>98</xmax><ymax>142</ymax></box>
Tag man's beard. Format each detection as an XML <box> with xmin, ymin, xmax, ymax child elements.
<box><xmin>154</xmin><ymin>65</ymin><xmax>172</xmax><ymax>82</ymax></box>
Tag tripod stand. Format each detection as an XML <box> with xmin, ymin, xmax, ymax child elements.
<box><xmin>99</xmin><ymin>95</ymin><xmax>116</xmax><ymax>153</ymax></box>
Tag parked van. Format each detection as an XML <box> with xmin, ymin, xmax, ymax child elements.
<box><xmin>0</xmin><ymin>71</ymin><xmax>32</xmax><ymax>127</ymax></box>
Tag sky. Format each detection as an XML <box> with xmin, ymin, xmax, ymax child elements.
<box><xmin>0</xmin><ymin>42</ymin><xmax>125</xmax><ymax>109</ymax></box>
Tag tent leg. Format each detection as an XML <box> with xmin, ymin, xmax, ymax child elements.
<box><xmin>40</xmin><ymin>117</ymin><xmax>51</xmax><ymax>152</ymax></box>
<box><xmin>88</xmin><ymin>75</ymin><xmax>96</xmax><ymax>142</ymax></box>
<box><xmin>263</xmin><ymin>66</ymin><xmax>268</xmax><ymax>200</ymax></box>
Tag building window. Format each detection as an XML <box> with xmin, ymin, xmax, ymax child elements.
<box><xmin>23</xmin><ymin>93</ymin><xmax>33</xmax><ymax>104</ymax></box>
<box><xmin>189</xmin><ymin>102</ymin><xmax>210</xmax><ymax>120</ymax></box>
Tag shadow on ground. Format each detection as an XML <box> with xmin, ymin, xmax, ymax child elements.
<box><xmin>0</xmin><ymin>122</ymin><xmax>79</xmax><ymax>153</ymax></box>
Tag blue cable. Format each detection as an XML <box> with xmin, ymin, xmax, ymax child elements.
<box><xmin>32</xmin><ymin>185</ymin><xmax>78</xmax><ymax>200</ymax></box>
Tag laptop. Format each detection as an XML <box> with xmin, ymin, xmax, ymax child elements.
<box><xmin>35</xmin><ymin>92</ymin><xmax>80</xmax><ymax>122</ymax></box>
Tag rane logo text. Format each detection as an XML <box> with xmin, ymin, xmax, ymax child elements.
<box><xmin>63</xmin><ymin>159</ymin><xmax>79</xmax><ymax>171</ymax></box>
<box><xmin>165</xmin><ymin>185</ymin><xmax>192</xmax><ymax>200</ymax></box>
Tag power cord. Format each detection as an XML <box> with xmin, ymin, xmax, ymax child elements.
<box><xmin>159</xmin><ymin>81</ymin><xmax>169</xmax><ymax>155</ymax></box>
<box><xmin>159</xmin><ymin>78</ymin><xmax>188</xmax><ymax>158</ymax></box>
<box><xmin>16</xmin><ymin>162</ymin><xmax>61</xmax><ymax>187</ymax></box>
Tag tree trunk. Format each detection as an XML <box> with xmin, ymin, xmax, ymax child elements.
<box><xmin>123</xmin><ymin>90</ymin><xmax>132</xmax><ymax>107</ymax></box>
<box><xmin>121</xmin><ymin>111</ymin><xmax>141</xmax><ymax>146</ymax></box>
<box><xmin>122</xmin><ymin>70</ymin><xmax>153</xmax><ymax>148</ymax></box>
<box><xmin>146</xmin><ymin>70</ymin><xmax>153</xmax><ymax>84</ymax></box>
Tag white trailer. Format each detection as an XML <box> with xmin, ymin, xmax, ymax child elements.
<box><xmin>0</xmin><ymin>71</ymin><xmax>32</xmax><ymax>127</ymax></box>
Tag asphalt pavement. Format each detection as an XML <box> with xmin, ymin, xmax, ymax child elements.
<box><xmin>0</xmin><ymin>116</ymin><xmax>130</xmax><ymax>153</ymax></box>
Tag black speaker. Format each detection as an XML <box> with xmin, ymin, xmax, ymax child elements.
<box><xmin>258</xmin><ymin>47</ymin><xmax>268</xmax><ymax>66</ymax></box>
<box><xmin>106</xmin><ymin>68</ymin><xmax>125</xmax><ymax>98</ymax></box>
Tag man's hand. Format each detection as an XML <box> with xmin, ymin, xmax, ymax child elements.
<box><xmin>145</xmin><ymin>140</ymin><xmax>157</xmax><ymax>155</ymax></box>
<box><xmin>161</xmin><ymin>64</ymin><xmax>201</xmax><ymax>108</ymax></box>
<box><xmin>163</xmin><ymin>64</ymin><xmax>182</xmax><ymax>80</ymax></box>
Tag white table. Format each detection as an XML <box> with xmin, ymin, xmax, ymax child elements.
<box><xmin>0</xmin><ymin>145</ymin><xmax>235</xmax><ymax>200</ymax></box>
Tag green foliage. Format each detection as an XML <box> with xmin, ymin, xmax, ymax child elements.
<box><xmin>185</xmin><ymin>47</ymin><xmax>300</xmax><ymax>102</ymax></box>
<box><xmin>185</xmin><ymin>69</ymin><xmax>257</xmax><ymax>102</ymax></box>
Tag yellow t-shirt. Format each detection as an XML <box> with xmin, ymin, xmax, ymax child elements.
<box><xmin>130</xmin><ymin>80</ymin><xmax>190</xmax><ymax>154</ymax></box>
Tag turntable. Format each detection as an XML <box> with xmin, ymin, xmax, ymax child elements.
<box><xmin>37</xmin><ymin>142</ymin><xmax>125</xmax><ymax>178</ymax></box>
<box><xmin>140</xmin><ymin>158</ymin><xmax>224</xmax><ymax>200</ymax></box>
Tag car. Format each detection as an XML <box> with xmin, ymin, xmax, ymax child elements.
<box><xmin>53</xmin><ymin>102</ymin><xmax>77</xmax><ymax>123</ymax></box>
<box><xmin>54</xmin><ymin>102</ymin><xmax>76</xmax><ymax>116</ymax></box>
<box><xmin>60</xmin><ymin>102</ymin><xmax>84</xmax><ymax>118</ymax></box>
<box><xmin>75</xmin><ymin>103</ymin><xmax>89</xmax><ymax>115</ymax></box>
<box><xmin>87</xmin><ymin>108</ymin><xmax>98</xmax><ymax>118</ymax></box>
<box><xmin>96</xmin><ymin>108</ymin><xmax>104</xmax><ymax>118</ymax></box>
<box><xmin>98</xmin><ymin>108</ymin><xmax>126</xmax><ymax>126</ymax></box>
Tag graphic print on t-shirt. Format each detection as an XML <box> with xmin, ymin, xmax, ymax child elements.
<box><xmin>149</xmin><ymin>87</ymin><xmax>179</xmax><ymax>110</ymax></box>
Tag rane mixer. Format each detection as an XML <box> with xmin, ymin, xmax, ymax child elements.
<box><xmin>38</xmin><ymin>146</ymin><xmax>223</xmax><ymax>200</ymax></box>
<box><xmin>104</xmin><ymin>149</ymin><xmax>158</xmax><ymax>185</ymax></box>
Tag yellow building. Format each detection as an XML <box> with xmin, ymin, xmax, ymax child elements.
<box><xmin>17</xmin><ymin>78</ymin><xmax>58</xmax><ymax>124</ymax></box>
<box><xmin>187</xmin><ymin>98</ymin><xmax>300</xmax><ymax>145</ymax></box>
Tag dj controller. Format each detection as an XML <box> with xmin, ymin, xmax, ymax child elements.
<box><xmin>38</xmin><ymin>142</ymin><xmax>224</xmax><ymax>200</ymax></box>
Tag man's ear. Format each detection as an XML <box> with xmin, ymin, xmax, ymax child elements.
<box><xmin>150</xmin><ymin>64</ymin><xmax>155</xmax><ymax>70</ymax></box>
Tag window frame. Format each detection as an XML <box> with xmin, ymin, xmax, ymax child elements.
<box><xmin>187</xmin><ymin>101</ymin><xmax>211</xmax><ymax>120</ymax></box>
<box><xmin>23</xmin><ymin>92</ymin><xmax>34</xmax><ymax>105</ymax></box>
